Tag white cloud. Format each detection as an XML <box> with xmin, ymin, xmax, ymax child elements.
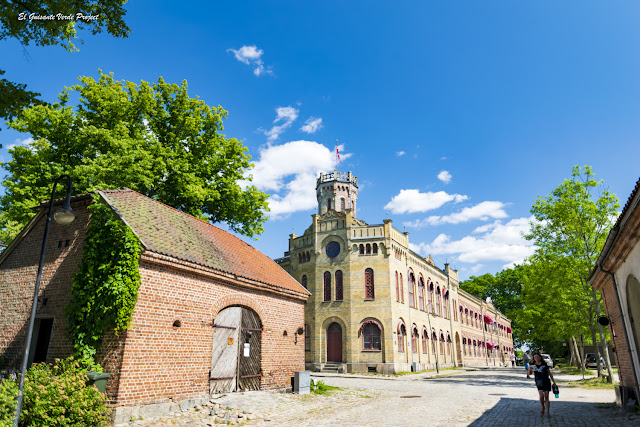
<box><xmin>300</xmin><ymin>117</ymin><xmax>323</xmax><ymax>134</ymax></box>
<box><xmin>7</xmin><ymin>137</ymin><xmax>33</xmax><ymax>150</ymax></box>
<box><xmin>396</xmin><ymin>151</ymin><xmax>406</xmax><ymax>157</ymax></box>
<box><xmin>437</xmin><ymin>170</ymin><xmax>452</xmax><ymax>184</ymax></box>
<box><xmin>384</xmin><ymin>189</ymin><xmax>468</xmax><ymax>214</ymax></box>
<box><xmin>404</xmin><ymin>201</ymin><xmax>509</xmax><ymax>228</ymax></box>
<box><xmin>228</xmin><ymin>45</ymin><xmax>273</xmax><ymax>76</ymax></box>
<box><xmin>243</xmin><ymin>140</ymin><xmax>352</xmax><ymax>217</ymax></box>
<box><xmin>410</xmin><ymin>217</ymin><xmax>536</xmax><ymax>265</ymax></box>
<box><xmin>262</xmin><ymin>106</ymin><xmax>299</xmax><ymax>142</ymax></box>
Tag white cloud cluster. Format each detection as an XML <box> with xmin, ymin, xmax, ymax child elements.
<box><xmin>396</xmin><ymin>151</ymin><xmax>406</xmax><ymax>157</ymax></box>
<box><xmin>263</xmin><ymin>106</ymin><xmax>299</xmax><ymax>142</ymax></box>
<box><xmin>245</xmin><ymin>140</ymin><xmax>351</xmax><ymax>217</ymax></box>
<box><xmin>228</xmin><ymin>45</ymin><xmax>273</xmax><ymax>76</ymax></box>
<box><xmin>7</xmin><ymin>137</ymin><xmax>34</xmax><ymax>150</ymax></box>
<box><xmin>300</xmin><ymin>117</ymin><xmax>323</xmax><ymax>134</ymax></box>
<box><xmin>384</xmin><ymin>189</ymin><xmax>468</xmax><ymax>214</ymax></box>
<box><xmin>404</xmin><ymin>201</ymin><xmax>509</xmax><ymax>228</ymax></box>
<box><xmin>437</xmin><ymin>170</ymin><xmax>452</xmax><ymax>184</ymax></box>
<box><xmin>409</xmin><ymin>217</ymin><xmax>536</xmax><ymax>266</ymax></box>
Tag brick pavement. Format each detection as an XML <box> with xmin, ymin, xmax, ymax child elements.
<box><xmin>117</xmin><ymin>368</ymin><xmax>639</xmax><ymax>426</ymax></box>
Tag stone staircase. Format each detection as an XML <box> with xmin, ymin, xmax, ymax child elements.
<box><xmin>320</xmin><ymin>362</ymin><xmax>343</xmax><ymax>373</ymax></box>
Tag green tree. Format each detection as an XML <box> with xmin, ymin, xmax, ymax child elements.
<box><xmin>523</xmin><ymin>165</ymin><xmax>618</xmax><ymax>379</ymax></box>
<box><xmin>0</xmin><ymin>71</ymin><xmax>269</xmax><ymax>243</ymax></box>
<box><xmin>0</xmin><ymin>0</ymin><xmax>130</xmax><ymax>136</ymax></box>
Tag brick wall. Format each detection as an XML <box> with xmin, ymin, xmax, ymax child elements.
<box><xmin>107</xmin><ymin>255</ymin><xmax>305</xmax><ymax>407</ymax></box>
<box><xmin>0</xmin><ymin>199</ymin><xmax>92</xmax><ymax>369</ymax></box>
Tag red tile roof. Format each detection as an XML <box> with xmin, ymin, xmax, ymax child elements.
<box><xmin>99</xmin><ymin>189</ymin><xmax>309</xmax><ymax>297</ymax></box>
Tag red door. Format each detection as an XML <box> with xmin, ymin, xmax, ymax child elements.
<box><xmin>327</xmin><ymin>322</ymin><xmax>342</xmax><ymax>362</ymax></box>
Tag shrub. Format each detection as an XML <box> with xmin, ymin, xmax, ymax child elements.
<box><xmin>6</xmin><ymin>357</ymin><xmax>110</xmax><ymax>426</ymax></box>
<box><xmin>0</xmin><ymin>378</ymin><xmax>18</xmax><ymax>427</ymax></box>
<box><xmin>310</xmin><ymin>380</ymin><xmax>341</xmax><ymax>395</ymax></box>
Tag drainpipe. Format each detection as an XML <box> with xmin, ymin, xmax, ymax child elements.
<box><xmin>599</xmin><ymin>264</ymin><xmax>640</xmax><ymax>402</ymax></box>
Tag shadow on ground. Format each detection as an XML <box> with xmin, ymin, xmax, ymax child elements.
<box><xmin>468</xmin><ymin>396</ymin><xmax>637</xmax><ymax>426</ymax></box>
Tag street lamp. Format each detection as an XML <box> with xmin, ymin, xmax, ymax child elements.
<box><xmin>13</xmin><ymin>175</ymin><xmax>76</xmax><ymax>427</ymax></box>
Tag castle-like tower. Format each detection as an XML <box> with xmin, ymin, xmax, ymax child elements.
<box><xmin>316</xmin><ymin>170</ymin><xmax>358</xmax><ymax>217</ymax></box>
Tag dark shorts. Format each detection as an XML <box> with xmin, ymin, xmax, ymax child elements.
<box><xmin>536</xmin><ymin>378</ymin><xmax>551</xmax><ymax>391</ymax></box>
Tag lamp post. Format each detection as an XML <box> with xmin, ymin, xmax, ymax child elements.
<box><xmin>13</xmin><ymin>175</ymin><xmax>76</xmax><ymax>427</ymax></box>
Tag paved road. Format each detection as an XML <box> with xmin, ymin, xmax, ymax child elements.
<box><xmin>120</xmin><ymin>368</ymin><xmax>639</xmax><ymax>426</ymax></box>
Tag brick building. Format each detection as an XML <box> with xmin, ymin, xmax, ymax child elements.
<box><xmin>276</xmin><ymin>171</ymin><xmax>513</xmax><ymax>374</ymax></box>
<box><xmin>0</xmin><ymin>189</ymin><xmax>309</xmax><ymax>421</ymax></box>
<box><xmin>589</xmin><ymin>177</ymin><xmax>640</xmax><ymax>407</ymax></box>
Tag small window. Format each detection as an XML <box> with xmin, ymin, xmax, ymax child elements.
<box><xmin>372</xmin><ymin>243</ymin><xmax>378</xmax><ymax>254</ymax></box>
<box><xmin>365</xmin><ymin>268</ymin><xmax>375</xmax><ymax>300</ymax></box>
<box><xmin>340</xmin><ymin>198</ymin><xmax>345</xmax><ymax>212</ymax></box>
<box><xmin>327</xmin><ymin>198</ymin><xmax>332</xmax><ymax>211</ymax></box>
<box><xmin>366</xmin><ymin>244</ymin><xmax>371</xmax><ymax>254</ymax></box>
<box><xmin>324</xmin><ymin>271</ymin><xmax>331</xmax><ymax>301</ymax></box>
<box><xmin>363</xmin><ymin>323</ymin><xmax>381</xmax><ymax>350</ymax></box>
<box><xmin>398</xmin><ymin>324</ymin><xmax>406</xmax><ymax>352</ymax></box>
<box><xmin>301</xmin><ymin>275</ymin><xmax>307</xmax><ymax>289</ymax></box>
<box><xmin>359</xmin><ymin>244</ymin><xmax>364</xmax><ymax>255</ymax></box>
<box><xmin>305</xmin><ymin>324</ymin><xmax>310</xmax><ymax>351</ymax></box>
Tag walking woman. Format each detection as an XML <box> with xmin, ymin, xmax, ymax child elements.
<box><xmin>528</xmin><ymin>352</ymin><xmax>556</xmax><ymax>417</ymax></box>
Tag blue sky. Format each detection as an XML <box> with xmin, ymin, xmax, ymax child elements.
<box><xmin>2</xmin><ymin>1</ymin><xmax>640</xmax><ymax>280</ymax></box>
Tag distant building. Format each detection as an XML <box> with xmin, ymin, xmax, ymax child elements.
<box><xmin>0</xmin><ymin>189</ymin><xmax>309</xmax><ymax>422</ymax></box>
<box><xmin>276</xmin><ymin>171</ymin><xmax>513</xmax><ymax>373</ymax></box>
<box><xmin>589</xmin><ymin>177</ymin><xmax>640</xmax><ymax>408</ymax></box>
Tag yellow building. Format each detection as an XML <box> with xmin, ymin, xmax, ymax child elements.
<box><xmin>276</xmin><ymin>171</ymin><xmax>514</xmax><ymax>373</ymax></box>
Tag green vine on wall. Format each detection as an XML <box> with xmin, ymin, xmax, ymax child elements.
<box><xmin>65</xmin><ymin>194</ymin><xmax>143</xmax><ymax>365</ymax></box>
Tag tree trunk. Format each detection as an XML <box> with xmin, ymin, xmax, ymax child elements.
<box><xmin>592</xmin><ymin>288</ymin><xmax>615</xmax><ymax>383</ymax></box>
<box><xmin>568</xmin><ymin>337</ymin><xmax>577</xmax><ymax>367</ymax></box>
<box><xmin>571</xmin><ymin>336</ymin><xmax>582</xmax><ymax>367</ymax></box>
<box><xmin>587</xmin><ymin>305</ymin><xmax>602</xmax><ymax>377</ymax></box>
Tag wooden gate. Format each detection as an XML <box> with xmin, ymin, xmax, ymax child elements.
<box><xmin>210</xmin><ymin>306</ymin><xmax>262</xmax><ymax>394</ymax></box>
<box><xmin>327</xmin><ymin>322</ymin><xmax>342</xmax><ymax>362</ymax></box>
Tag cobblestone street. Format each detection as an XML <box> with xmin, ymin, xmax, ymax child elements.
<box><xmin>118</xmin><ymin>368</ymin><xmax>638</xmax><ymax>426</ymax></box>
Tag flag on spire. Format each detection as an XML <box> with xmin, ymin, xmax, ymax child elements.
<box><xmin>336</xmin><ymin>140</ymin><xmax>341</xmax><ymax>163</ymax></box>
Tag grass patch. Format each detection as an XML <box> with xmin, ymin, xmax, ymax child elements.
<box><xmin>555</xmin><ymin>365</ymin><xmax>595</xmax><ymax>375</ymax></box>
<box><xmin>565</xmin><ymin>377</ymin><xmax>615</xmax><ymax>389</ymax></box>
<box><xmin>311</xmin><ymin>380</ymin><xmax>342</xmax><ymax>395</ymax></box>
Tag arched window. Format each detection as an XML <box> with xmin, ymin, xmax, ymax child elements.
<box><xmin>335</xmin><ymin>270</ymin><xmax>343</xmax><ymax>301</ymax></box>
<box><xmin>398</xmin><ymin>323</ymin><xmax>406</xmax><ymax>352</ymax></box>
<box><xmin>365</xmin><ymin>268</ymin><xmax>375</xmax><ymax>300</ymax></box>
<box><xmin>436</xmin><ymin>286</ymin><xmax>441</xmax><ymax>316</ymax></box>
<box><xmin>372</xmin><ymin>243</ymin><xmax>378</xmax><ymax>254</ymax></box>
<box><xmin>366</xmin><ymin>243</ymin><xmax>371</xmax><ymax>254</ymax></box>
<box><xmin>323</xmin><ymin>271</ymin><xmax>331</xmax><ymax>301</ymax></box>
<box><xmin>429</xmin><ymin>282</ymin><xmax>434</xmax><ymax>314</ymax></box>
<box><xmin>446</xmin><ymin>333</ymin><xmax>451</xmax><ymax>355</ymax></box>
<box><xmin>306</xmin><ymin>252</ymin><xmax>310</xmax><ymax>262</ymax></box>
<box><xmin>363</xmin><ymin>322</ymin><xmax>381</xmax><ymax>350</ymax></box>
<box><xmin>395</xmin><ymin>271</ymin><xmax>400</xmax><ymax>302</ymax></box>
<box><xmin>399</xmin><ymin>273</ymin><xmax>404</xmax><ymax>303</ymax></box>
<box><xmin>411</xmin><ymin>326</ymin><xmax>419</xmax><ymax>353</ymax></box>
<box><xmin>298</xmin><ymin>253</ymin><xmax>302</xmax><ymax>263</ymax></box>
<box><xmin>422</xmin><ymin>329</ymin><xmax>428</xmax><ymax>354</ymax></box>
<box><xmin>327</xmin><ymin>198</ymin><xmax>332</xmax><ymax>211</ymax></box>
<box><xmin>340</xmin><ymin>198</ymin><xmax>345</xmax><ymax>212</ymax></box>
<box><xmin>359</xmin><ymin>244</ymin><xmax>364</xmax><ymax>255</ymax></box>
<box><xmin>418</xmin><ymin>277</ymin><xmax>425</xmax><ymax>311</ymax></box>
<box><xmin>301</xmin><ymin>275</ymin><xmax>307</xmax><ymax>289</ymax></box>
<box><xmin>408</xmin><ymin>272</ymin><xmax>415</xmax><ymax>308</ymax></box>
<box><xmin>305</xmin><ymin>324</ymin><xmax>310</xmax><ymax>351</ymax></box>
<box><xmin>431</xmin><ymin>331</ymin><xmax>437</xmax><ymax>354</ymax></box>
<box><xmin>462</xmin><ymin>337</ymin><xmax>467</xmax><ymax>356</ymax></box>
<box><xmin>443</xmin><ymin>290</ymin><xmax>449</xmax><ymax>319</ymax></box>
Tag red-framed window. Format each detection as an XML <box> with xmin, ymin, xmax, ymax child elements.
<box><xmin>395</xmin><ymin>271</ymin><xmax>400</xmax><ymax>302</ymax></box>
<box><xmin>411</xmin><ymin>328</ymin><xmax>418</xmax><ymax>353</ymax></box>
<box><xmin>399</xmin><ymin>273</ymin><xmax>404</xmax><ymax>303</ymax></box>
<box><xmin>443</xmin><ymin>291</ymin><xmax>448</xmax><ymax>319</ymax></box>
<box><xmin>363</xmin><ymin>323</ymin><xmax>381</xmax><ymax>350</ymax></box>
<box><xmin>408</xmin><ymin>272</ymin><xmax>415</xmax><ymax>308</ymax></box>
<box><xmin>429</xmin><ymin>284</ymin><xmax>434</xmax><ymax>314</ymax></box>
<box><xmin>418</xmin><ymin>278</ymin><xmax>424</xmax><ymax>311</ymax></box>
<box><xmin>335</xmin><ymin>270</ymin><xmax>343</xmax><ymax>301</ymax></box>
<box><xmin>439</xmin><ymin>334</ymin><xmax>445</xmax><ymax>354</ymax></box>
<box><xmin>365</xmin><ymin>268</ymin><xmax>375</xmax><ymax>300</ymax></box>
<box><xmin>431</xmin><ymin>332</ymin><xmax>437</xmax><ymax>354</ymax></box>
<box><xmin>422</xmin><ymin>331</ymin><xmax>428</xmax><ymax>354</ymax></box>
<box><xmin>398</xmin><ymin>324</ymin><xmax>406</xmax><ymax>352</ymax></box>
<box><xmin>436</xmin><ymin>288</ymin><xmax>441</xmax><ymax>316</ymax></box>
<box><xmin>323</xmin><ymin>271</ymin><xmax>331</xmax><ymax>301</ymax></box>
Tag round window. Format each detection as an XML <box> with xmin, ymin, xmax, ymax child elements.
<box><xmin>326</xmin><ymin>241</ymin><xmax>341</xmax><ymax>258</ymax></box>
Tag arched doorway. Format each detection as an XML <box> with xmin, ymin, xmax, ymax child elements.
<box><xmin>327</xmin><ymin>322</ymin><xmax>343</xmax><ymax>362</ymax></box>
<box><xmin>210</xmin><ymin>306</ymin><xmax>262</xmax><ymax>393</ymax></box>
<box><xmin>455</xmin><ymin>332</ymin><xmax>462</xmax><ymax>366</ymax></box>
<box><xmin>627</xmin><ymin>275</ymin><xmax>640</xmax><ymax>362</ymax></box>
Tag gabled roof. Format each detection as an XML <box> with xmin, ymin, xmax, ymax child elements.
<box><xmin>98</xmin><ymin>189</ymin><xmax>309</xmax><ymax>297</ymax></box>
